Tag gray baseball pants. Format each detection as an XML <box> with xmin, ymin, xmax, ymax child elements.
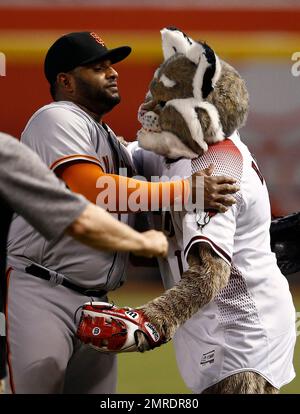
<box><xmin>6</xmin><ymin>268</ymin><xmax>117</xmax><ymax>394</ymax></box>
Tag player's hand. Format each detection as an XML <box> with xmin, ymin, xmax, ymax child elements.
<box><xmin>192</xmin><ymin>164</ymin><xmax>240</xmax><ymax>213</ymax></box>
<box><xmin>136</xmin><ymin>230</ymin><xmax>168</xmax><ymax>258</ymax></box>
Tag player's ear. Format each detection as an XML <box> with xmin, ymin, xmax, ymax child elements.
<box><xmin>56</xmin><ymin>73</ymin><xmax>74</xmax><ymax>92</ymax></box>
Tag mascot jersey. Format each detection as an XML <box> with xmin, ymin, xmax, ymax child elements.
<box><xmin>129</xmin><ymin>131</ymin><xmax>296</xmax><ymax>393</ymax></box>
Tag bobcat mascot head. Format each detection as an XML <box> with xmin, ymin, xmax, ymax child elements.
<box><xmin>137</xmin><ymin>27</ymin><xmax>249</xmax><ymax>159</ymax></box>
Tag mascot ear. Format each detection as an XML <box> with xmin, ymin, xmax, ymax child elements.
<box><xmin>161</xmin><ymin>26</ymin><xmax>194</xmax><ymax>60</ymax></box>
<box><xmin>186</xmin><ymin>41</ymin><xmax>222</xmax><ymax>100</ymax></box>
<box><xmin>161</xmin><ymin>27</ymin><xmax>222</xmax><ymax>100</ymax></box>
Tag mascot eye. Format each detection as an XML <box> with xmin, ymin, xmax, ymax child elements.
<box><xmin>159</xmin><ymin>101</ymin><xmax>166</xmax><ymax>108</ymax></box>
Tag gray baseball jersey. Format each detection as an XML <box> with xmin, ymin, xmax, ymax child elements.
<box><xmin>8</xmin><ymin>101</ymin><xmax>133</xmax><ymax>290</ymax></box>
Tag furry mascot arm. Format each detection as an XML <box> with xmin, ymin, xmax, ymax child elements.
<box><xmin>76</xmin><ymin>242</ymin><xmax>231</xmax><ymax>353</ymax></box>
<box><xmin>136</xmin><ymin>243</ymin><xmax>230</xmax><ymax>350</ymax></box>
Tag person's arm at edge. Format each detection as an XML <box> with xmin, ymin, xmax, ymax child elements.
<box><xmin>67</xmin><ymin>203</ymin><xmax>167</xmax><ymax>258</ymax></box>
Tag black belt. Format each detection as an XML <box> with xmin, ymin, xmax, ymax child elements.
<box><xmin>25</xmin><ymin>264</ymin><xmax>107</xmax><ymax>297</ymax></box>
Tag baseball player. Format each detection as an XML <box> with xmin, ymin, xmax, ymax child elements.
<box><xmin>129</xmin><ymin>130</ymin><xmax>296</xmax><ymax>393</ymax></box>
<box><xmin>6</xmin><ymin>32</ymin><xmax>238</xmax><ymax>394</ymax></box>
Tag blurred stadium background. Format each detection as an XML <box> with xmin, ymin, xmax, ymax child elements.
<box><xmin>0</xmin><ymin>0</ymin><xmax>299</xmax><ymax>393</ymax></box>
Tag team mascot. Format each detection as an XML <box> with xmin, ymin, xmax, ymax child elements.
<box><xmin>77</xmin><ymin>28</ymin><xmax>297</xmax><ymax>394</ymax></box>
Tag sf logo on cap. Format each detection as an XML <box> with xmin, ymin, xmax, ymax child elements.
<box><xmin>90</xmin><ymin>32</ymin><xmax>106</xmax><ymax>46</ymax></box>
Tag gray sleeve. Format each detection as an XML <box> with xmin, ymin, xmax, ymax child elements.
<box><xmin>0</xmin><ymin>133</ymin><xmax>89</xmax><ymax>240</ymax></box>
<box><xmin>127</xmin><ymin>141</ymin><xmax>144</xmax><ymax>175</ymax></box>
<box><xmin>22</xmin><ymin>106</ymin><xmax>101</xmax><ymax>171</ymax></box>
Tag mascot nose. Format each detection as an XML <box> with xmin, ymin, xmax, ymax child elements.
<box><xmin>159</xmin><ymin>101</ymin><xmax>166</xmax><ymax>108</ymax></box>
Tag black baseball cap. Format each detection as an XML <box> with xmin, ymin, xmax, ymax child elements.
<box><xmin>44</xmin><ymin>31</ymin><xmax>131</xmax><ymax>84</ymax></box>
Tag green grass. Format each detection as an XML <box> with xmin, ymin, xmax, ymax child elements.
<box><xmin>110</xmin><ymin>282</ymin><xmax>300</xmax><ymax>394</ymax></box>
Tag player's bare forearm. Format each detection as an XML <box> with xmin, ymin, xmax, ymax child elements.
<box><xmin>138</xmin><ymin>244</ymin><xmax>230</xmax><ymax>341</ymax></box>
<box><xmin>66</xmin><ymin>203</ymin><xmax>168</xmax><ymax>258</ymax></box>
